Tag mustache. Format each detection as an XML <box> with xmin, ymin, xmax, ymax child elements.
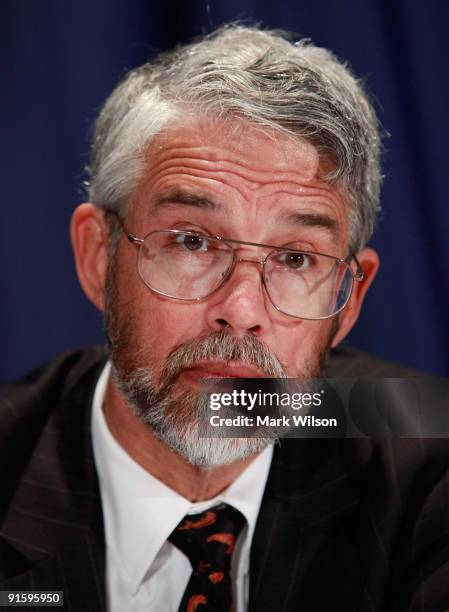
<box><xmin>159</xmin><ymin>330</ymin><xmax>287</xmax><ymax>388</ymax></box>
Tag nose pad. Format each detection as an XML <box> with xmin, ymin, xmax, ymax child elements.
<box><xmin>222</xmin><ymin>259</ymin><xmax>268</xmax><ymax>305</ymax></box>
<box><xmin>228</xmin><ymin>258</ymin><xmax>265</xmax><ymax>287</ymax></box>
<box><xmin>215</xmin><ymin>257</ymin><xmax>268</xmax><ymax>305</ymax></box>
<box><xmin>207</xmin><ymin>257</ymin><xmax>271</xmax><ymax>335</ymax></box>
<box><xmin>221</xmin><ymin>257</ymin><xmax>264</xmax><ymax>281</ymax></box>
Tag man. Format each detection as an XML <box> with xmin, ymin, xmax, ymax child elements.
<box><xmin>1</xmin><ymin>24</ymin><xmax>449</xmax><ymax>612</ymax></box>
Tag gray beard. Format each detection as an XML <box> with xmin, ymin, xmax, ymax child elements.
<box><xmin>104</xmin><ymin>267</ymin><xmax>333</xmax><ymax>467</ymax></box>
<box><xmin>111</xmin><ymin>363</ymin><xmax>280</xmax><ymax>467</ymax></box>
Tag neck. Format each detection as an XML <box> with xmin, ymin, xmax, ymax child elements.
<box><xmin>103</xmin><ymin>378</ymin><xmax>258</xmax><ymax>501</ymax></box>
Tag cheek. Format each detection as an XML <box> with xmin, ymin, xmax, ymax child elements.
<box><xmin>132</xmin><ymin>291</ymin><xmax>208</xmax><ymax>357</ymax></box>
<box><xmin>115</xmin><ymin>248</ymin><xmax>202</xmax><ymax>349</ymax></box>
<box><xmin>276</xmin><ymin>320</ymin><xmax>335</xmax><ymax>375</ymax></box>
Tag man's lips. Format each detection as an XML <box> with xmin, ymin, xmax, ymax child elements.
<box><xmin>179</xmin><ymin>360</ymin><xmax>267</xmax><ymax>381</ymax></box>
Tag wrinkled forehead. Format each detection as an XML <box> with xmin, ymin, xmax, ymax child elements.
<box><xmin>141</xmin><ymin>115</ymin><xmax>332</xmax><ymax>183</ymax></box>
<box><xmin>125</xmin><ymin>116</ymin><xmax>350</xmax><ymax>252</ymax></box>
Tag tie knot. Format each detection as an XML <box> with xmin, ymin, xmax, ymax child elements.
<box><xmin>168</xmin><ymin>502</ymin><xmax>246</xmax><ymax>576</ymax></box>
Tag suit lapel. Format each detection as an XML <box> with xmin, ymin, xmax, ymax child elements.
<box><xmin>0</xmin><ymin>348</ymin><xmax>107</xmax><ymax>611</ymax></box>
<box><xmin>249</xmin><ymin>438</ymin><xmax>367</xmax><ymax>611</ymax></box>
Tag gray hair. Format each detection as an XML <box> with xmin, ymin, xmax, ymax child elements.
<box><xmin>87</xmin><ymin>24</ymin><xmax>382</xmax><ymax>253</ymax></box>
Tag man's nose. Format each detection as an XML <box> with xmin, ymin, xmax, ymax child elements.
<box><xmin>205</xmin><ymin>258</ymin><xmax>273</xmax><ymax>337</ymax></box>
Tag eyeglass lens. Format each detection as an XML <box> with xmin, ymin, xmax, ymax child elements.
<box><xmin>137</xmin><ymin>231</ymin><xmax>353</xmax><ymax>319</ymax></box>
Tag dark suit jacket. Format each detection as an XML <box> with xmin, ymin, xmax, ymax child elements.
<box><xmin>1</xmin><ymin>346</ymin><xmax>449</xmax><ymax>611</ymax></box>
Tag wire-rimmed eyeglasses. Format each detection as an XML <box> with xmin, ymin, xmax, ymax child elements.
<box><xmin>105</xmin><ymin>209</ymin><xmax>364</xmax><ymax>321</ymax></box>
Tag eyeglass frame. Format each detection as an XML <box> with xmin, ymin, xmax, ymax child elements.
<box><xmin>104</xmin><ymin>208</ymin><xmax>365</xmax><ymax>321</ymax></box>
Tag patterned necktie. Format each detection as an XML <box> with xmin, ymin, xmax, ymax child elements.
<box><xmin>168</xmin><ymin>502</ymin><xmax>246</xmax><ymax>612</ymax></box>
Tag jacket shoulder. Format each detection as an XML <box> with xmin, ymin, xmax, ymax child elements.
<box><xmin>324</xmin><ymin>345</ymin><xmax>431</xmax><ymax>378</ymax></box>
<box><xmin>0</xmin><ymin>346</ymin><xmax>107</xmax><ymax>420</ymax></box>
<box><xmin>0</xmin><ymin>346</ymin><xmax>107</xmax><ymax>515</ymax></box>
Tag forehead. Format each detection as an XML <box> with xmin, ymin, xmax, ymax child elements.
<box><xmin>143</xmin><ymin>117</ymin><xmax>324</xmax><ymax>181</ymax></box>
<box><xmin>128</xmin><ymin>117</ymin><xmax>349</xmax><ymax>251</ymax></box>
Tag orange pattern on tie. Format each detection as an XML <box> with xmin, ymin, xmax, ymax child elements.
<box><xmin>197</xmin><ymin>560</ymin><xmax>211</xmax><ymax>572</ymax></box>
<box><xmin>167</xmin><ymin>502</ymin><xmax>245</xmax><ymax>611</ymax></box>
<box><xmin>206</xmin><ymin>533</ymin><xmax>236</xmax><ymax>554</ymax></box>
<box><xmin>186</xmin><ymin>594</ymin><xmax>207</xmax><ymax>612</ymax></box>
<box><xmin>209</xmin><ymin>571</ymin><xmax>225</xmax><ymax>584</ymax></box>
<box><xmin>178</xmin><ymin>511</ymin><xmax>216</xmax><ymax>530</ymax></box>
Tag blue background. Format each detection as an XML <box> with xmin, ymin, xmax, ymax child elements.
<box><xmin>1</xmin><ymin>0</ymin><xmax>448</xmax><ymax>381</ymax></box>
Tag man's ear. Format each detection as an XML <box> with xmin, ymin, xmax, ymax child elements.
<box><xmin>70</xmin><ymin>203</ymin><xmax>110</xmax><ymax>312</ymax></box>
<box><xmin>331</xmin><ymin>247</ymin><xmax>379</xmax><ymax>347</ymax></box>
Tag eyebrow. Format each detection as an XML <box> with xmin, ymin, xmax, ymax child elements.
<box><xmin>153</xmin><ymin>190</ymin><xmax>221</xmax><ymax>211</ymax></box>
<box><xmin>153</xmin><ymin>189</ymin><xmax>339</xmax><ymax>237</ymax></box>
<box><xmin>278</xmin><ymin>210</ymin><xmax>339</xmax><ymax>239</ymax></box>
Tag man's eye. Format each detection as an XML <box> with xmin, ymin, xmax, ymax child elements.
<box><xmin>174</xmin><ymin>233</ymin><xmax>209</xmax><ymax>251</ymax></box>
<box><xmin>278</xmin><ymin>252</ymin><xmax>311</xmax><ymax>271</ymax></box>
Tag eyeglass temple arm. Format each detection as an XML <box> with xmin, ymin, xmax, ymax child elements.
<box><xmin>352</xmin><ymin>254</ymin><xmax>364</xmax><ymax>281</ymax></box>
<box><xmin>103</xmin><ymin>207</ymin><xmax>144</xmax><ymax>245</ymax></box>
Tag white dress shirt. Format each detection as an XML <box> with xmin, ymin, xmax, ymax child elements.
<box><xmin>91</xmin><ymin>363</ymin><xmax>274</xmax><ymax>612</ymax></box>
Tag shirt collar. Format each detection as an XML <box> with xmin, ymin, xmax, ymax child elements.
<box><xmin>91</xmin><ymin>362</ymin><xmax>273</xmax><ymax>594</ymax></box>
